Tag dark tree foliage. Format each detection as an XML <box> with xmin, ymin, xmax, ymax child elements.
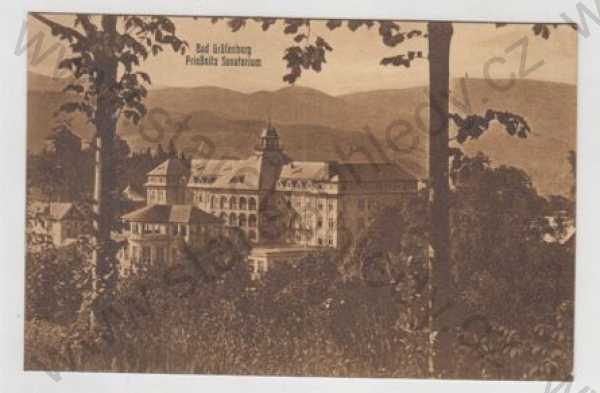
<box><xmin>25</xmin><ymin>171</ymin><xmax>573</xmax><ymax>377</ymax></box>
<box><xmin>31</xmin><ymin>14</ymin><xmax>188</xmax><ymax>126</ymax></box>
<box><xmin>30</xmin><ymin>14</ymin><xmax>189</xmax><ymax>329</ymax></box>
<box><xmin>26</xmin><ymin>245</ymin><xmax>92</xmax><ymax>323</ymax></box>
<box><xmin>212</xmin><ymin>18</ymin><xmax>429</xmax><ymax>83</ymax></box>
<box><xmin>448</xmin><ymin>153</ymin><xmax>574</xmax><ymax>379</ymax></box>
<box><xmin>28</xmin><ymin>123</ymin><xmax>87</xmax><ymax>202</ymax></box>
<box><xmin>449</xmin><ymin>110</ymin><xmax>531</xmax><ymax>144</ymax></box>
<box><xmin>496</xmin><ymin>22</ymin><xmax>577</xmax><ymax>39</ymax></box>
<box><xmin>25</xmin><ymin>224</ymin><xmax>93</xmax><ymax>324</ymax></box>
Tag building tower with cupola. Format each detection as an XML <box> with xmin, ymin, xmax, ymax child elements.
<box><xmin>257</xmin><ymin>122</ymin><xmax>280</xmax><ymax>151</ymax></box>
<box><xmin>145</xmin><ymin>158</ymin><xmax>190</xmax><ymax>205</ymax></box>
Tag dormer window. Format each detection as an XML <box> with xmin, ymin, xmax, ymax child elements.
<box><xmin>230</xmin><ymin>175</ymin><xmax>245</xmax><ymax>184</ymax></box>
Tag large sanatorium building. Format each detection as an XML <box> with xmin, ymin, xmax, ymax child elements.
<box><xmin>120</xmin><ymin>125</ymin><xmax>418</xmax><ymax>276</ymax></box>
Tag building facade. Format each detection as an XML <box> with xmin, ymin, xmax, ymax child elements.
<box><xmin>186</xmin><ymin>126</ymin><xmax>418</xmax><ymax>250</ymax></box>
<box><xmin>121</xmin><ymin>125</ymin><xmax>418</xmax><ymax>276</ymax></box>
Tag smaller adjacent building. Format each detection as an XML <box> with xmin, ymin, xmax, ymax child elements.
<box><xmin>28</xmin><ymin>202</ymin><xmax>89</xmax><ymax>247</ymax></box>
<box><xmin>120</xmin><ymin>204</ymin><xmax>224</xmax><ymax>275</ymax></box>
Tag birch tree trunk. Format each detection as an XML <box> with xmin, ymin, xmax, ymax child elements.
<box><xmin>427</xmin><ymin>21</ymin><xmax>454</xmax><ymax>377</ymax></box>
<box><xmin>90</xmin><ymin>15</ymin><xmax>119</xmax><ymax>328</ymax></box>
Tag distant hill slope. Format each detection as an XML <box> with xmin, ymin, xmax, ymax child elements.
<box><xmin>27</xmin><ymin>72</ymin><xmax>575</xmax><ymax>196</ymax></box>
<box><xmin>340</xmin><ymin>78</ymin><xmax>576</xmax><ymax>196</ymax></box>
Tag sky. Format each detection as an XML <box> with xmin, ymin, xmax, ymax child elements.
<box><xmin>27</xmin><ymin>14</ymin><xmax>577</xmax><ymax>95</ymax></box>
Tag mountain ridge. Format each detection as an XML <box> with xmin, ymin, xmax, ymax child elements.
<box><xmin>27</xmin><ymin>71</ymin><xmax>576</xmax><ymax>196</ymax></box>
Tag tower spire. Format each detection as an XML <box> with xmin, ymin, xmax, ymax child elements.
<box><xmin>267</xmin><ymin>101</ymin><xmax>272</xmax><ymax>128</ymax></box>
<box><xmin>258</xmin><ymin>121</ymin><xmax>279</xmax><ymax>152</ymax></box>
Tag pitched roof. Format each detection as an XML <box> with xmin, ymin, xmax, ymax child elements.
<box><xmin>211</xmin><ymin>157</ymin><xmax>262</xmax><ymax>190</ymax></box>
<box><xmin>148</xmin><ymin>158</ymin><xmax>189</xmax><ymax>177</ymax></box>
<box><xmin>332</xmin><ymin>163</ymin><xmax>416</xmax><ymax>183</ymax></box>
<box><xmin>190</xmin><ymin>153</ymin><xmax>287</xmax><ymax>191</ymax></box>
<box><xmin>190</xmin><ymin>159</ymin><xmax>238</xmax><ymax>177</ymax></box>
<box><xmin>122</xmin><ymin>204</ymin><xmax>223</xmax><ymax>225</ymax></box>
<box><xmin>29</xmin><ymin>202</ymin><xmax>80</xmax><ymax>221</ymax></box>
<box><xmin>190</xmin><ymin>158</ymin><xmax>257</xmax><ymax>189</ymax></box>
<box><xmin>279</xmin><ymin>162</ymin><xmax>416</xmax><ymax>183</ymax></box>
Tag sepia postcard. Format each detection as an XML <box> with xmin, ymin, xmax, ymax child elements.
<box><xmin>25</xmin><ymin>13</ymin><xmax>576</xmax><ymax>380</ymax></box>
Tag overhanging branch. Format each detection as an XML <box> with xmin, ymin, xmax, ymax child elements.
<box><xmin>30</xmin><ymin>12</ymin><xmax>88</xmax><ymax>44</ymax></box>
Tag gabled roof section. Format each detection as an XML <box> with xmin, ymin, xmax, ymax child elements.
<box><xmin>148</xmin><ymin>158</ymin><xmax>189</xmax><ymax>177</ymax></box>
<box><xmin>122</xmin><ymin>204</ymin><xmax>222</xmax><ymax>225</ymax></box>
<box><xmin>190</xmin><ymin>159</ymin><xmax>239</xmax><ymax>177</ymax></box>
<box><xmin>30</xmin><ymin>202</ymin><xmax>82</xmax><ymax>221</ymax></box>
<box><xmin>210</xmin><ymin>157</ymin><xmax>262</xmax><ymax>190</ymax></box>
<box><xmin>279</xmin><ymin>162</ymin><xmax>416</xmax><ymax>183</ymax></box>
<box><xmin>49</xmin><ymin>203</ymin><xmax>74</xmax><ymax>220</ymax></box>
<box><xmin>169</xmin><ymin>205</ymin><xmax>223</xmax><ymax>224</ymax></box>
<box><xmin>190</xmin><ymin>153</ymin><xmax>287</xmax><ymax>191</ymax></box>
<box><xmin>190</xmin><ymin>158</ymin><xmax>256</xmax><ymax>189</ymax></box>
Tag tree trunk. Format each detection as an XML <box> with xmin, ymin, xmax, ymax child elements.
<box><xmin>90</xmin><ymin>15</ymin><xmax>119</xmax><ymax>328</ymax></box>
<box><xmin>427</xmin><ymin>21</ymin><xmax>454</xmax><ymax>378</ymax></box>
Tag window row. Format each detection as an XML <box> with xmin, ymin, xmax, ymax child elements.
<box><xmin>126</xmin><ymin>244</ymin><xmax>170</xmax><ymax>264</ymax></box>
<box><xmin>129</xmin><ymin>222</ymin><xmax>212</xmax><ymax>237</ymax></box>
<box><xmin>288</xmin><ymin>197</ymin><xmax>336</xmax><ymax>211</ymax></box>
<box><xmin>217</xmin><ymin>212</ymin><xmax>257</xmax><ymax>228</ymax></box>
<box><xmin>277</xmin><ymin>178</ymin><xmax>326</xmax><ymax>191</ymax></box>
<box><xmin>288</xmin><ymin>230</ymin><xmax>334</xmax><ymax>246</ymax></box>
<box><xmin>148</xmin><ymin>189</ymin><xmax>167</xmax><ymax>203</ymax></box>
<box><xmin>192</xmin><ymin>175</ymin><xmax>217</xmax><ymax>184</ymax></box>
<box><xmin>290</xmin><ymin>216</ymin><xmax>336</xmax><ymax>230</ymax></box>
<box><xmin>347</xmin><ymin>198</ymin><xmax>380</xmax><ymax>211</ymax></box>
<box><xmin>209</xmin><ymin>195</ymin><xmax>257</xmax><ymax>211</ymax></box>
